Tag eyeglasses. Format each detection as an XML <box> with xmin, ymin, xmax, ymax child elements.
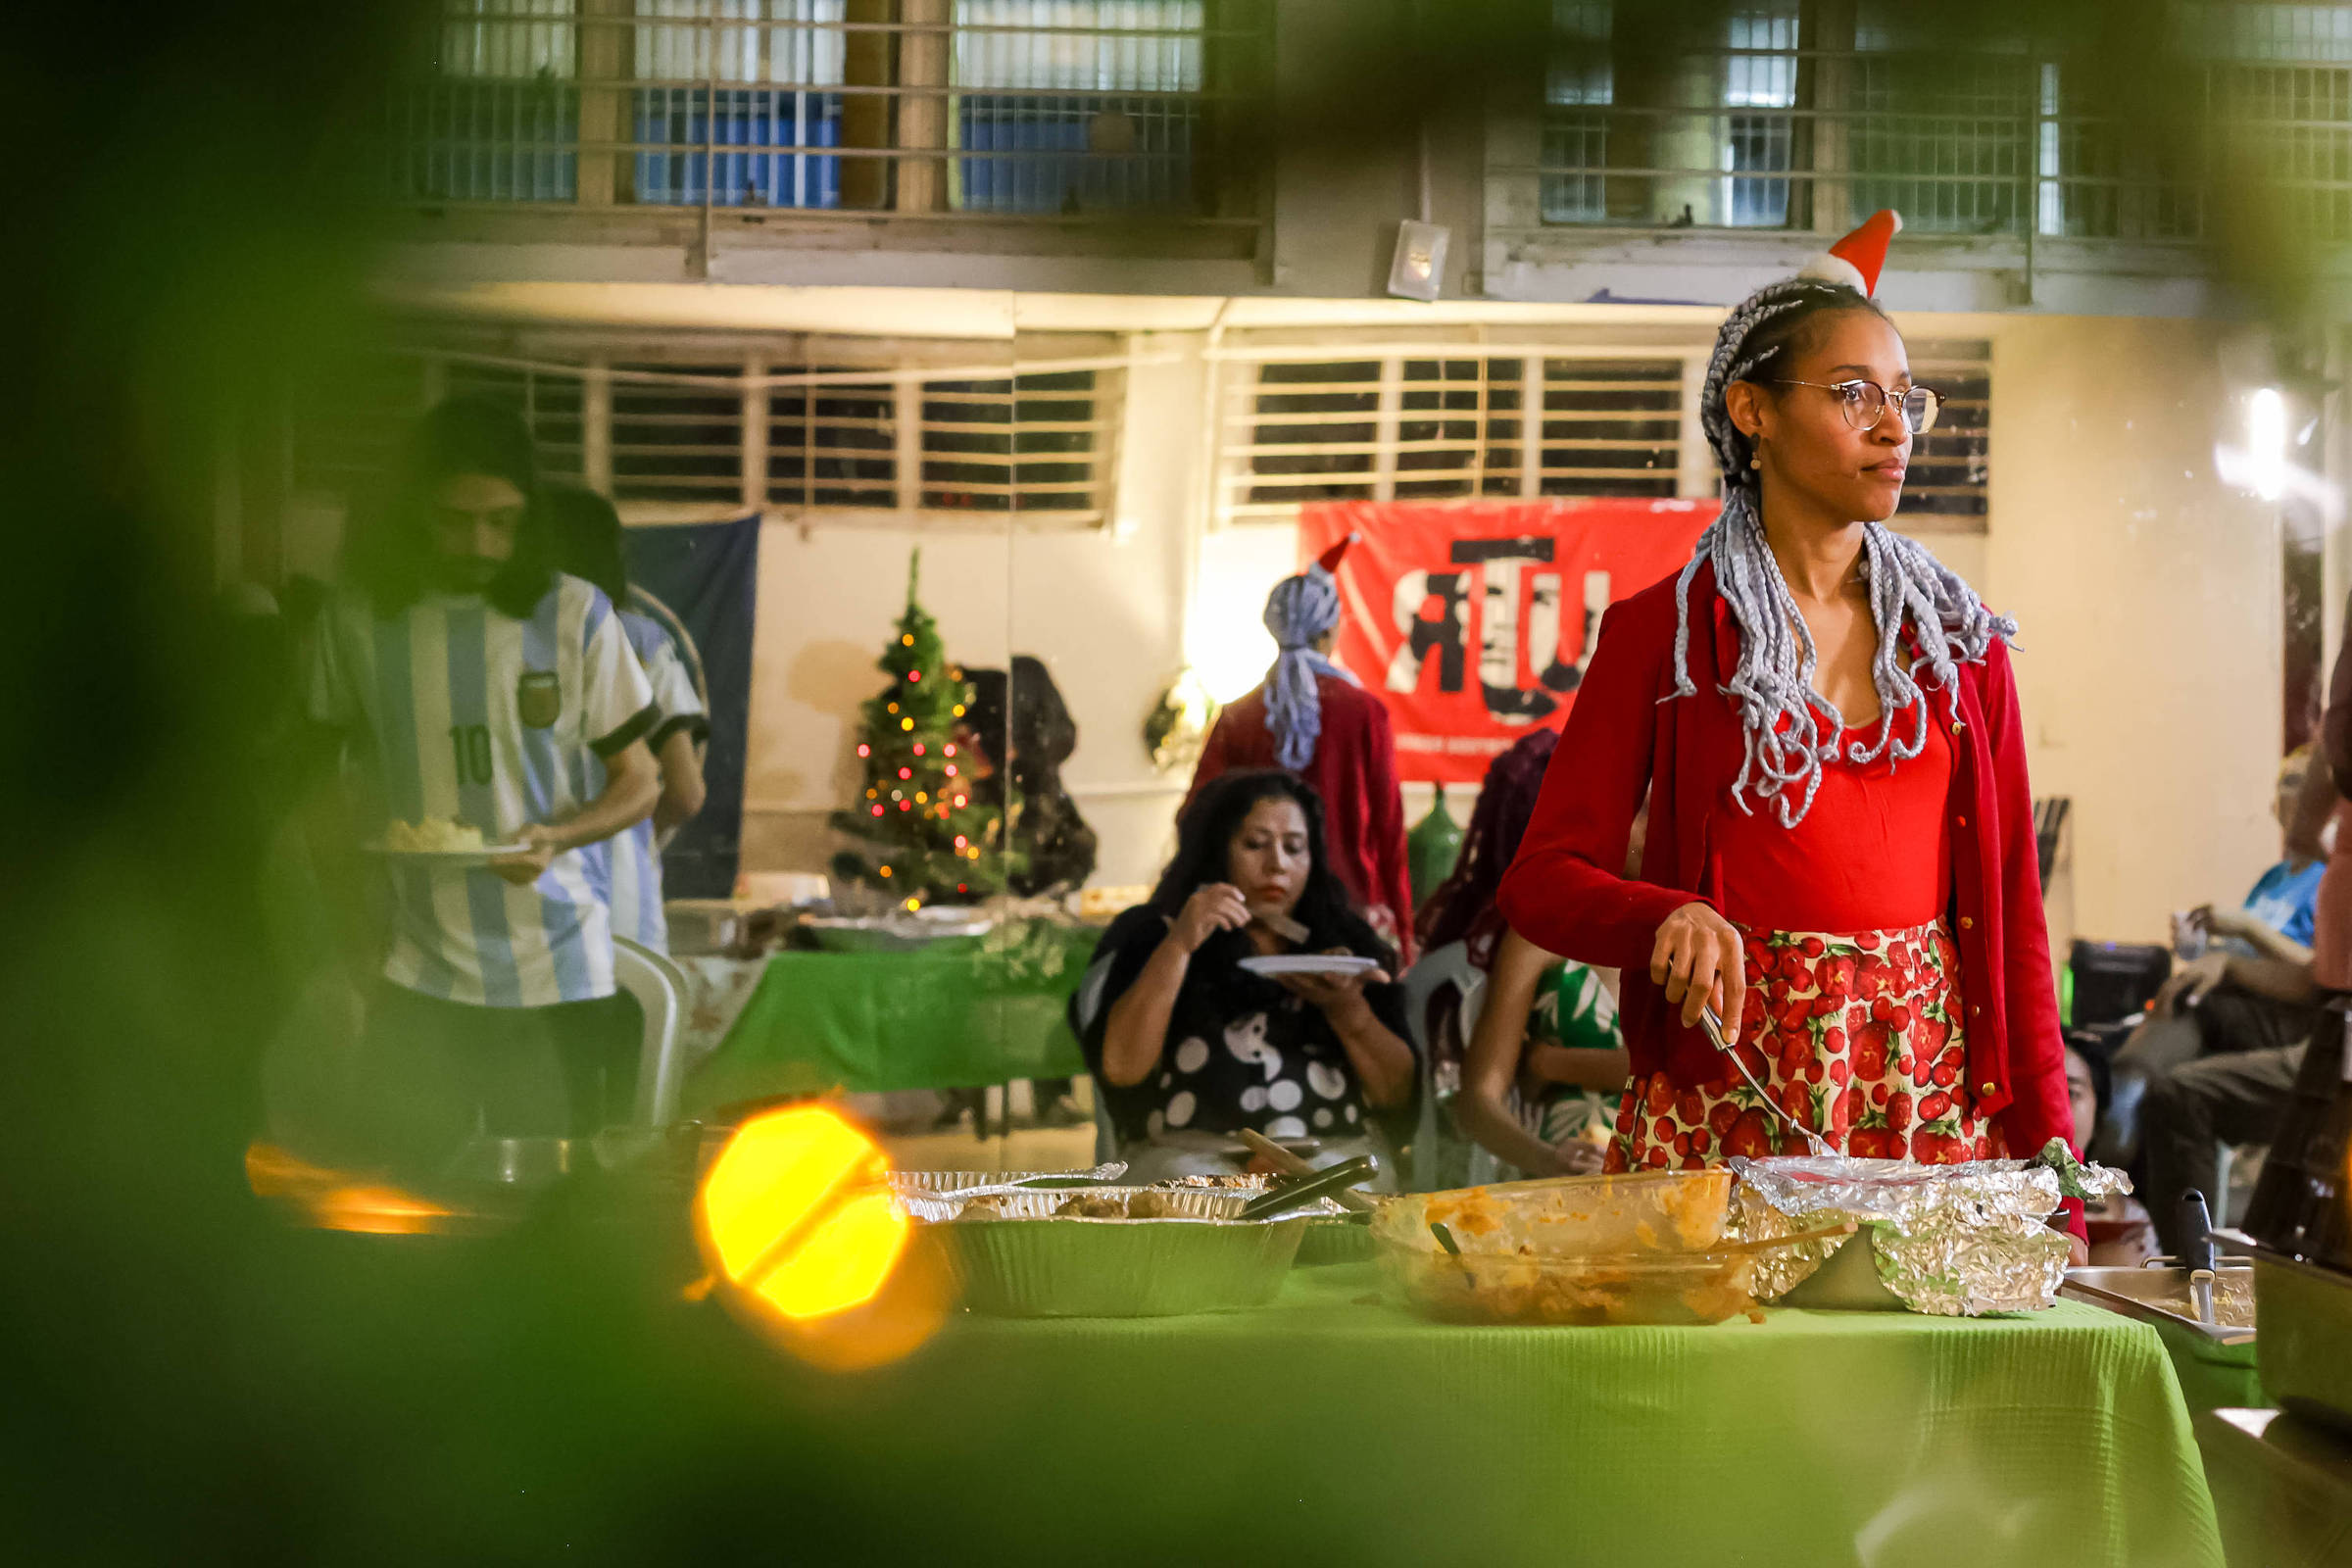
<box><xmin>1770</xmin><ymin>379</ymin><xmax>1943</xmax><ymax>435</ymax></box>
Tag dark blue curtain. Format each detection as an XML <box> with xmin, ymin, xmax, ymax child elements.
<box><xmin>623</xmin><ymin>513</ymin><xmax>760</xmax><ymax>899</ymax></box>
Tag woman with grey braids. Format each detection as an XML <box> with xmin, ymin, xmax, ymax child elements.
<box><xmin>1675</xmin><ymin>274</ymin><xmax>2017</xmax><ymax>828</ymax></box>
<box><xmin>1499</xmin><ymin>212</ymin><xmax>2085</xmax><ymax>1255</ymax></box>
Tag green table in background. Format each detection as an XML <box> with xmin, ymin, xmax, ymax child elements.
<box><xmin>808</xmin><ymin>1265</ymin><xmax>2224</xmax><ymax>1568</ymax></box>
<box><xmin>684</xmin><ymin>922</ymin><xmax>1096</xmax><ymax>1113</ymax></box>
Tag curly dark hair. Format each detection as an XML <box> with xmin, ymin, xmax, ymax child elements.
<box><xmin>345</xmin><ymin>395</ymin><xmax>557</xmax><ymax>620</ymax></box>
<box><xmin>1150</xmin><ymin>769</ymin><xmax>1392</xmax><ymax>971</ymax></box>
<box><xmin>1416</xmin><ymin>725</ymin><xmax>1560</xmax><ymax>960</ymax></box>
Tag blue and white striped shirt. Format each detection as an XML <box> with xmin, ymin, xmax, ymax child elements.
<box><xmin>602</xmin><ymin>610</ymin><xmax>708</xmax><ymax>954</ymax></box>
<box><xmin>309</xmin><ymin>574</ymin><xmax>656</xmax><ymax>1007</ymax></box>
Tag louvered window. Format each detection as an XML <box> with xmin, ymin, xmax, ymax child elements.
<box><xmin>285</xmin><ymin>336</ymin><xmax>1118</xmax><ymax>527</ymax></box>
<box><xmin>610</xmin><ymin>364</ymin><xmax>743</xmax><ymax>503</ymax></box>
<box><xmin>1219</xmin><ymin>353</ymin><xmax>1684</xmax><ymax>521</ymax></box>
<box><xmin>920</xmin><ymin>368</ymin><xmax>1113</xmax><ymax>515</ymax></box>
<box><xmin>769</xmin><ymin>370</ymin><xmax>897</xmax><ymax>508</ymax></box>
<box><xmin>1899</xmin><ymin>340</ymin><xmax>1990</xmax><ymax>522</ymax></box>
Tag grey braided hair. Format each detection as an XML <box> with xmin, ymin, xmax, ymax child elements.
<box><xmin>1670</xmin><ymin>276</ymin><xmax>2017</xmax><ymax>827</ymax></box>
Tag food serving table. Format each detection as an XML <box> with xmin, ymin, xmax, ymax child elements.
<box><xmin>683</xmin><ymin>924</ymin><xmax>1093</xmax><ymax>1110</ymax></box>
<box><xmin>823</xmin><ymin>1261</ymin><xmax>2222</xmax><ymax>1568</ymax></box>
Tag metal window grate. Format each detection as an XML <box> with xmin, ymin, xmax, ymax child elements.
<box><xmin>394</xmin><ymin>0</ymin><xmax>580</xmax><ymax>202</ymax></box>
<box><xmin>919</xmin><ymin>369</ymin><xmax>1112</xmax><ymax>515</ymax></box>
<box><xmin>286</xmin><ymin>338</ymin><xmax>1120</xmax><ymax>526</ymax></box>
<box><xmin>953</xmin><ymin>0</ymin><xmax>1206</xmax><ymax>214</ymax></box>
<box><xmin>1534</xmin><ymin>359</ymin><xmax>1683</xmax><ymax>498</ymax></box>
<box><xmin>1897</xmin><ymin>340</ymin><xmax>1990</xmax><ymax>523</ymax></box>
<box><xmin>1723</xmin><ymin>6</ymin><xmax>1798</xmax><ymax>228</ymax></box>
<box><xmin>1220</xmin><ymin>354</ymin><xmax>1682</xmax><ymax>521</ymax></box>
<box><xmin>770</xmin><ymin>370</ymin><xmax>896</xmax><ymax>507</ymax></box>
<box><xmin>611</xmin><ymin>364</ymin><xmax>745</xmax><ymax>503</ymax></box>
<box><xmin>445</xmin><ymin>363</ymin><xmax>588</xmax><ymax>482</ymax></box>
<box><xmin>633</xmin><ymin>0</ymin><xmax>846</xmax><ymax>209</ymax></box>
<box><xmin>382</xmin><ymin>0</ymin><xmax>1264</xmax><ymax>220</ymax></box>
<box><xmin>286</xmin><ymin>352</ymin><xmax>585</xmax><ymax>500</ymax></box>
<box><xmin>1528</xmin><ymin>1</ymin><xmax>2352</xmax><ymax>239</ymax></box>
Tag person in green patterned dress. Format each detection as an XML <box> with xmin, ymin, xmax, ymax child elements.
<box><xmin>1418</xmin><ymin>729</ymin><xmax>1632</xmax><ymax>1180</ymax></box>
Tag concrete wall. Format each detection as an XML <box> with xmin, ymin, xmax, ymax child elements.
<box><xmin>1984</xmin><ymin>315</ymin><xmax>2282</xmax><ymax>949</ymax></box>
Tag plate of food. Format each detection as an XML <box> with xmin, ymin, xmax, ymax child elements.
<box><xmin>366</xmin><ymin>818</ymin><xmax>526</xmax><ymax>860</ymax></box>
<box><xmin>1236</xmin><ymin>954</ymin><xmax>1382</xmax><ymax>978</ymax></box>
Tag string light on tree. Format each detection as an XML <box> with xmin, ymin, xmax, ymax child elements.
<box><xmin>828</xmin><ymin>549</ymin><xmax>1020</xmax><ymax>904</ymax></box>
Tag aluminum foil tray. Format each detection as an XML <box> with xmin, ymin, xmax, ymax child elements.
<box><xmin>1295</xmin><ymin>1216</ymin><xmax>1376</xmax><ymax>1267</ymax></box>
<box><xmin>1729</xmin><ymin>1150</ymin><xmax>2130</xmax><ymax>1316</ymax></box>
<box><xmin>912</xmin><ymin>1188</ymin><xmax>1309</xmax><ymax>1317</ymax></box>
<box><xmin>898</xmin><ymin>1184</ymin><xmax>1258</xmax><ymax>1225</ymax></box>
<box><xmin>890</xmin><ymin>1169</ymin><xmax>1094</xmax><ymax>1194</ymax></box>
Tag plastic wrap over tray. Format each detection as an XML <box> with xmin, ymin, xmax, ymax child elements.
<box><xmin>1728</xmin><ymin>1149</ymin><xmax>2131</xmax><ymax>1316</ymax></box>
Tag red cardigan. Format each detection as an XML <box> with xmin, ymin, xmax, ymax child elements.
<box><xmin>1496</xmin><ymin>561</ymin><xmax>2081</xmax><ymax>1227</ymax></box>
<box><xmin>1185</xmin><ymin>674</ymin><xmax>1416</xmax><ymax>960</ymax></box>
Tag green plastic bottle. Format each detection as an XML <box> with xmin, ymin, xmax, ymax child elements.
<box><xmin>1408</xmin><ymin>783</ymin><xmax>1465</xmax><ymax>908</ymax></box>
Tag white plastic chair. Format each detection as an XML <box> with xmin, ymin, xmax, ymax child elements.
<box><xmin>1070</xmin><ymin>952</ymin><xmax>1121</xmax><ymax>1165</ymax></box>
<box><xmin>1399</xmin><ymin>941</ymin><xmax>1504</xmax><ymax>1190</ymax></box>
<box><xmin>612</xmin><ymin>936</ymin><xmax>691</xmax><ymax>1129</ymax></box>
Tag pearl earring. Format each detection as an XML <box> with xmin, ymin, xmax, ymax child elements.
<box><xmin>1749</xmin><ymin>453</ymin><xmax>1762</xmax><ymax>469</ymax></box>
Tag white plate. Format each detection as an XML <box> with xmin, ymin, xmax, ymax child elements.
<box><xmin>1237</xmin><ymin>955</ymin><xmax>1381</xmax><ymax>978</ymax></box>
<box><xmin>365</xmin><ymin>842</ymin><xmax>527</xmax><ymax>862</ymax></box>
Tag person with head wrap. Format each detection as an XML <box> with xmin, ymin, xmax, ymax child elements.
<box><xmin>1494</xmin><ymin>212</ymin><xmax>2085</xmax><ymax>1256</ymax></box>
<box><xmin>1183</xmin><ymin>535</ymin><xmax>1415</xmax><ymax>959</ymax></box>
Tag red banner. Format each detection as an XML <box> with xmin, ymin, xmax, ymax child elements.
<box><xmin>1299</xmin><ymin>499</ymin><xmax>1719</xmax><ymax>785</ymax></box>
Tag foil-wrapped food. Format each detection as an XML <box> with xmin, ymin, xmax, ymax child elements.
<box><xmin>1729</xmin><ymin>1140</ymin><xmax>2132</xmax><ymax>1316</ymax></box>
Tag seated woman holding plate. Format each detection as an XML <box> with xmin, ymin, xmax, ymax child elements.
<box><xmin>1075</xmin><ymin>770</ymin><xmax>1418</xmax><ymax>1188</ymax></box>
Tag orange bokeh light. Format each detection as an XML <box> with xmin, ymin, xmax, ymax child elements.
<box><xmin>245</xmin><ymin>1142</ymin><xmax>458</xmax><ymax>1236</ymax></box>
<box><xmin>695</xmin><ymin>1103</ymin><xmax>949</xmax><ymax>1369</ymax></box>
<box><xmin>697</xmin><ymin>1103</ymin><xmax>906</xmax><ymax>1321</ymax></box>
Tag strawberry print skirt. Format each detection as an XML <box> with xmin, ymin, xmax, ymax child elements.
<box><xmin>1602</xmin><ymin>917</ymin><xmax>2006</xmax><ymax>1171</ymax></box>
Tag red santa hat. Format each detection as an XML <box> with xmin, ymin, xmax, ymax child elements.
<box><xmin>1311</xmin><ymin>532</ymin><xmax>1360</xmax><ymax>577</ymax></box>
<box><xmin>1797</xmin><ymin>209</ymin><xmax>1902</xmax><ymax>297</ymax></box>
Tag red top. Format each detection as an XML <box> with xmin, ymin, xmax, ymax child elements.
<box><xmin>1185</xmin><ymin>673</ymin><xmax>1416</xmax><ymax>961</ymax></box>
<box><xmin>1713</xmin><ymin>700</ymin><xmax>1953</xmax><ymax>932</ymax></box>
<box><xmin>1495</xmin><ymin>561</ymin><xmax>2081</xmax><ymax>1235</ymax></box>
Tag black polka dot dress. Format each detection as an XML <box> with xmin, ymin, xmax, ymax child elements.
<box><xmin>1078</xmin><ymin>906</ymin><xmax>1413</xmax><ymax>1147</ymax></box>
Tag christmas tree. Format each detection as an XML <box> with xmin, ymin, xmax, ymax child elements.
<box><xmin>828</xmin><ymin>550</ymin><xmax>1018</xmax><ymax>907</ymax></box>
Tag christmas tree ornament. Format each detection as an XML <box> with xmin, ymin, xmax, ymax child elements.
<box><xmin>828</xmin><ymin>550</ymin><xmax>1021</xmax><ymax>905</ymax></box>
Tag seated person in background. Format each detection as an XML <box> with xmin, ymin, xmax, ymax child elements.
<box><xmin>2163</xmin><ymin>747</ymin><xmax>2326</xmax><ymax>1052</ymax></box>
<box><xmin>2143</xmin><ymin>1036</ymin><xmax>2309</xmax><ymax>1257</ymax></box>
<box><xmin>1418</xmin><ymin>727</ymin><xmax>1632</xmax><ymax>1181</ymax></box>
<box><xmin>2105</xmin><ymin>748</ymin><xmax>2329</xmax><ymax>1160</ymax></box>
<box><xmin>1077</xmin><ymin>770</ymin><xmax>1417</xmax><ymax>1188</ymax></box>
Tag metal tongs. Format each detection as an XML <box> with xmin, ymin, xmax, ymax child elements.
<box><xmin>1699</xmin><ymin>1004</ymin><xmax>1837</xmax><ymax>1157</ymax></box>
<box><xmin>1237</xmin><ymin>1154</ymin><xmax>1379</xmax><ymax>1221</ymax></box>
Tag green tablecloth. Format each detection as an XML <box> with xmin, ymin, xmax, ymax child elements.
<box><xmin>685</xmin><ymin>925</ymin><xmax>1094</xmax><ymax>1109</ymax></box>
<box><xmin>826</xmin><ymin>1263</ymin><xmax>2222</xmax><ymax>1568</ymax></box>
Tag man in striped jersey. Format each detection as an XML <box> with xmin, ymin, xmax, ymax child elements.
<box><xmin>307</xmin><ymin>399</ymin><xmax>661</xmax><ymax>1169</ymax></box>
<box><xmin>549</xmin><ymin>484</ymin><xmax>710</xmax><ymax>954</ymax></box>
